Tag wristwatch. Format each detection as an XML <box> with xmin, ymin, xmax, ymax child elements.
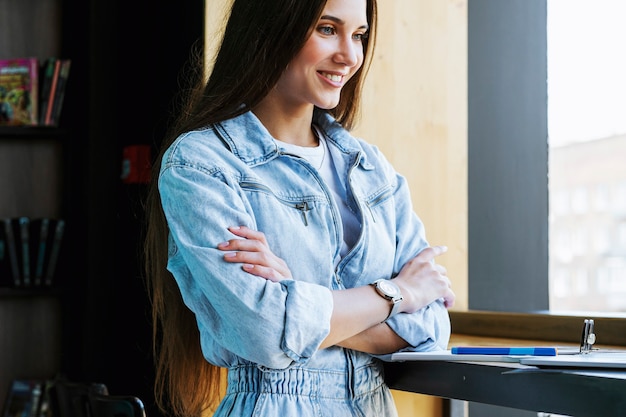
<box><xmin>370</xmin><ymin>279</ymin><xmax>403</xmax><ymax>322</ymax></box>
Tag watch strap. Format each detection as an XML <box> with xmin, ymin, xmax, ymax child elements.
<box><xmin>371</xmin><ymin>279</ymin><xmax>403</xmax><ymax>322</ymax></box>
<box><xmin>387</xmin><ymin>296</ymin><xmax>402</xmax><ymax>321</ymax></box>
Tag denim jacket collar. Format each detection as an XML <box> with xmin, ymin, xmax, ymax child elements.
<box><xmin>213</xmin><ymin>107</ymin><xmax>374</xmax><ymax>169</ymax></box>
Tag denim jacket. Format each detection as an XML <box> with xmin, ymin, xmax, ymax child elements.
<box><xmin>159</xmin><ymin>109</ymin><xmax>450</xmax><ymax>416</ymax></box>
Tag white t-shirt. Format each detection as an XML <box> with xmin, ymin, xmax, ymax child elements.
<box><xmin>275</xmin><ymin>128</ymin><xmax>361</xmax><ymax>257</ymax></box>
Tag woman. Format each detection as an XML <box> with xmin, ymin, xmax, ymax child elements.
<box><xmin>144</xmin><ymin>0</ymin><xmax>455</xmax><ymax>416</ymax></box>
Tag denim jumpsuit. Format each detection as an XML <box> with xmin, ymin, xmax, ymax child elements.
<box><xmin>159</xmin><ymin>109</ymin><xmax>451</xmax><ymax>416</ymax></box>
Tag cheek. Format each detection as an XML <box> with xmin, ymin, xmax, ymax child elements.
<box><xmin>275</xmin><ymin>70</ymin><xmax>301</xmax><ymax>94</ymax></box>
<box><xmin>298</xmin><ymin>38</ymin><xmax>331</xmax><ymax>65</ymax></box>
<box><xmin>356</xmin><ymin>53</ymin><xmax>364</xmax><ymax>70</ymax></box>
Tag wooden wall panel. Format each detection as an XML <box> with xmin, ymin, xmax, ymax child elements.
<box><xmin>0</xmin><ymin>0</ymin><xmax>61</xmax><ymax>59</ymax></box>
<box><xmin>353</xmin><ymin>0</ymin><xmax>468</xmax><ymax>311</ymax></box>
<box><xmin>0</xmin><ymin>140</ymin><xmax>63</xmax><ymax>219</ymax></box>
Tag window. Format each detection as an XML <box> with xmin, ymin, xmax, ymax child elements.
<box><xmin>468</xmin><ymin>0</ymin><xmax>626</xmax><ymax>318</ymax></box>
<box><xmin>548</xmin><ymin>0</ymin><xmax>626</xmax><ymax>313</ymax></box>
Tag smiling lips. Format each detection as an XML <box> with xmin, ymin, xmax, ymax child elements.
<box><xmin>321</xmin><ymin>72</ymin><xmax>344</xmax><ymax>84</ymax></box>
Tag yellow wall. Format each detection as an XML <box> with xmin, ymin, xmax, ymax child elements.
<box><xmin>204</xmin><ymin>0</ymin><xmax>468</xmax><ymax>415</ymax></box>
<box><xmin>353</xmin><ymin>0</ymin><xmax>468</xmax><ymax>311</ymax></box>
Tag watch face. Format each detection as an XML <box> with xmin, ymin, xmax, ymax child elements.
<box><xmin>379</xmin><ymin>280</ymin><xmax>398</xmax><ymax>296</ymax></box>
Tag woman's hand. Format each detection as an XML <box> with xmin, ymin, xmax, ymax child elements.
<box><xmin>393</xmin><ymin>246</ymin><xmax>455</xmax><ymax>312</ymax></box>
<box><xmin>217</xmin><ymin>226</ymin><xmax>293</xmax><ymax>282</ymax></box>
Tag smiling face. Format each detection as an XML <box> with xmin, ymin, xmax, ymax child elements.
<box><xmin>271</xmin><ymin>0</ymin><xmax>369</xmax><ymax>112</ymax></box>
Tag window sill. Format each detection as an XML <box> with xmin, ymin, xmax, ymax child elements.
<box><xmin>449</xmin><ymin>310</ymin><xmax>626</xmax><ymax>347</ymax></box>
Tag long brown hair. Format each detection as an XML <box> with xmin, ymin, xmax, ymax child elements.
<box><xmin>144</xmin><ymin>0</ymin><xmax>378</xmax><ymax>416</ymax></box>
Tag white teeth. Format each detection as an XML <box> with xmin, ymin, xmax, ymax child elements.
<box><xmin>323</xmin><ymin>73</ymin><xmax>342</xmax><ymax>82</ymax></box>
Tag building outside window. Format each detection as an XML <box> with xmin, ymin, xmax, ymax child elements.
<box><xmin>548</xmin><ymin>0</ymin><xmax>626</xmax><ymax>313</ymax></box>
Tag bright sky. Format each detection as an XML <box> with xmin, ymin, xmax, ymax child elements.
<box><xmin>548</xmin><ymin>0</ymin><xmax>626</xmax><ymax>146</ymax></box>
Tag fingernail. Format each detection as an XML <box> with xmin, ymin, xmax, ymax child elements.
<box><xmin>223</xmin><ymin>252</ymin><xmax>236</xmax><ymax>258</ymax></box>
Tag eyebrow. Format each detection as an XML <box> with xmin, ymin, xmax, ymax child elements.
<box><xmin>320</xmin><ymin>15</ymin><xmax>369</xmax><ymax>31</ymax></box>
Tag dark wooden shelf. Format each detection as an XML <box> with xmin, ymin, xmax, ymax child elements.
<box><xmin>0</xmin><ymin>126</ymin><xmax>68</xmax><ymax>139</ymax></box>
<box><xmin>0</xmin><ymin>287</ymin><xmax>61</xmax><ymax>298</ymax></box>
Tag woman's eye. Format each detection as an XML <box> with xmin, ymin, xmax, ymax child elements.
<box><xmin>353</xmin><ymin>33</ymin><xmax>368</xmax><ymax>41</ymax></box>
<box><xmin>318</xmin><ymin>25</ymin><xmax>336</xmax><ymax>35</ymax></box>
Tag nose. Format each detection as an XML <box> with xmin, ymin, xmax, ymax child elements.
<box><xmin>333</xmin><ymin>36</ymin><xmax>360</xmax><ymax>68</ymax></box>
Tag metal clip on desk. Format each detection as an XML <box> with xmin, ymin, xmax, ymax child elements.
<box><xmin>580</xmin><ymin>318</ymin><xmax>596</xmax><ymax>354</ymax></box>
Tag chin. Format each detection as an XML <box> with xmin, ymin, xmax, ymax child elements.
<box><xmin>315</xmin><ymin>99</ymin><xmax>341</xmax><ymax>110</ymax></box>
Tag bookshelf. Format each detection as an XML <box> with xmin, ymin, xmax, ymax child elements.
<box><xmin>0</xmin><ymin>0</ymin><xmax>75</xmax><ymax>412</ymax></box>
<box><xmin>2</xmin><ymin>0</ymin><xmax>203</xmax><ymax>415</ymax></box>
<box><xmin>0</xmin><ymin>123</ymin><xmax>67</xmax><ymax>412</ymax></box>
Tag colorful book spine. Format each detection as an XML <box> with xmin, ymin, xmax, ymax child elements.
<box><xmin>49</xmin><ymin>59</ymin><xmax>71</xmax><ymax>126</ymax></box>
<box><xmin>38</xmin><ymin>58</ymin><xmax>57</xmax><ymax>125</ymax></box>
<box><xmin>43</xmin><ymin>59</ymin><xmax>61</xmax><ymax>126</ymax></box>
<box><xmin>0</xmin><ymin>57</ymin><xmax>39</xmax><ymax>126</ymax></box>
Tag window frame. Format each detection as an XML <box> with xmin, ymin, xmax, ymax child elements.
<box><xmin>464</xmin><ymin>0</ymin><xmax>626</xmax><ymax>345</ymax></box>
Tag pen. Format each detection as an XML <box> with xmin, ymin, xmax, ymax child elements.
<box><xmin>451</xmin><ymin>346</ymin><xmax>558</xmax><ymax>356</ymax></box>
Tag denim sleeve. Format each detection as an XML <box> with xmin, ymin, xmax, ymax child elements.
<box><xmin>385</xmin><ymin>300</ymin><xmax>451</xmax><ymax>352</ymax></box>
<box><xmin>160</xmin><ymin>157</ymin><xmax>333</xmax><ymax>369</ymax></box>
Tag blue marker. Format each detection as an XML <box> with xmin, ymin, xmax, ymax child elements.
<box><xmin>451</xmin><ymin>346</ymin><xmax>558</xmax><ymax>356</ymax></box>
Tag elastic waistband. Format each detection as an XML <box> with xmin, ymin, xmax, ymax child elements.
<box><xmin>226</xmin><ymin>363</ymin><xmax>386</xmax><ymax>399</ymax></box>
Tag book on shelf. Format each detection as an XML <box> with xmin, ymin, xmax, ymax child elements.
<box><xmin>32</xmin><ymin>218</ymin><xmax>50</xmax><ymax>286</ymax></box>
<box><xmin>0</xmin><ymin>227</ymin><xmax>4</xmax><ymax>283</ymax></box>
<box><xmin>0</xmin><ymin>217</ymin><xmax>66</xmax><ymax>288</ymax></box>
<box><xmin>0</xmin><ymin>222</ymin><xmax>11</xmax><ymax>287</ymax></box>
<box><xmin>0</xmin><ymin>56</ymin><xmax>71</xmax><ymax>128</ymax></box>
<box><xmin>2</xmin><ymin>218</ymin><xmax>21</xmax><ymax>287</ymax></box>
<box><xmin>48</xmin><ymin>59</ymin><xmax>71</xmax><ymax>127</ymax></box>
<box><xmin>44</xmin><ymin>219</ymin><xmax>65</xmax><ymax>287</ymax></box>
<box><xmin>2</xmin><ymin>378</ymin><xmax>110</xmax><ymax>417</ymax></box>
<box><xmin>18</xmin><ymin>217</ymin><xmax>31</xmax><ymax>286</ymax></box>
<box><xmin>0</xmin><ymin>57</ymin><xmax>39</xmax><ymax>126</ymax></box>
<box><xmin>38</xmin><ymin>58</ymin><xmax>71</xmax><ymax>127</ymax></box>
<box><xmin>38</xmin><ymin>58</ymin><xmax>57</xmax><ymax>126</ymax></box>
<box><xmin>36</xmin><ymin>381</ymin><xmax>54</xmax><ymax>417</ymax></box>
<box><xmin>1</xmin><ymin>379</ymin><xmax>44</xmax><ymax>417</ymax></box>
